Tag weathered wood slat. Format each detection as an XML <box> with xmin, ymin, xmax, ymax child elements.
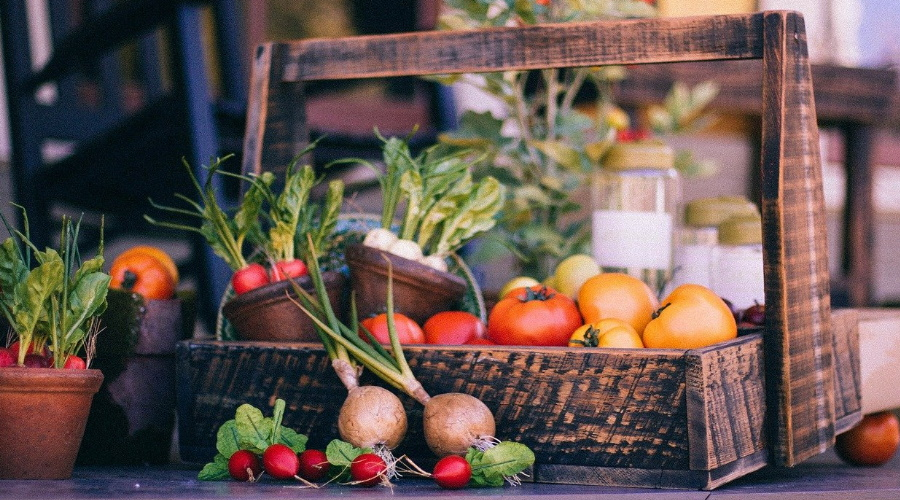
<box><xmin>829</xmin><ymin>309</ymin><xmax>861</xmax><ymax>434</ymax></box>
<box><xmin>759</xmin><ymin>11</ymin><xmax>834</xmax><ymax>466</ymax></box>
<box><xmin>279</xmin><ymin>14</ymin><xmax>765</xmax><ymax>82</ymax></box>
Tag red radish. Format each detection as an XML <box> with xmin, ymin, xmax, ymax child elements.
<box><xmin>231</xmin><ymin>263</ymin><xmax>270</xmax><ymax>295</ymax></box>
<box><xmin>350</xmin><ymin>453</ymin><xmax>387</xmax><ymax>487</ymax></box>
<box><xmin>262</xmin><ymin>443</ymin><xmax>300</xmax><ymax>480</ymax></box>
<box><xmin>271</xmin><ymin>259</ymin><xmax>308</xmax><ymax>282</ymax></box>
<box><xmin>23</xmin><ymin>353</ymin><xmax>51</xmax><ymax>368</ymax></box>
<box><xmin>228</xmin><ymin>450</ymin><xmax>262</xmax><ymax>482</ymax></box>
<box><xmin>63</xmin><ymin>354</ymin><xmax>87</xmax><ymax>369</ymax></box>
<box><xmin>0</xmin><ymin>349</ymin><xmax>14</xmax><ymax>367</ymax></box>
<box><xmin>297</xmin><ymin>449</ymin><xmax>329</xmax><ymax>481</ymax></box>
<box><xmin>8</xmin><ymin>340</ymin><xmax>48</xmax><ymax>357</ymax></box>
<box><xmin>432</xmin><ymin>455</ymin><xmax>472</xmax><ymax>489</ymax></box>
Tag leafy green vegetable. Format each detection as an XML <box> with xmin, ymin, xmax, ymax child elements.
<box><xmin>325</xmin><ymin>438</ymin><xmax>371</xmax><ymax>468</ymax></box>
<box><xmin>0</xmin><ymin>208</ymin><xmax>110</xmax><ymax>367</ymax></box>
<box><xmin>466</xmin><ymin>441</ymin><xmax>535</xmax><ymax>488</ymax></box>
<box><xmin>199</xmin><ymin>398</ymin><xmax>309</xmax><ymax>481</ymax></box>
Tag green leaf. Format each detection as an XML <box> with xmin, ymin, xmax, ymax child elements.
<box><xmin>467</xmin><ymin>441</ymin><xmax>535</xmax><ymax>488</ymax></box>
<box><xmin>325</xmin><ymin>439</ymin><xmax>370</xmax><ymax>468</ymax></box>
<box><xmin>215</xmin><ymin>420</ymin><xmax>242</xmax><ymax>458</ymax></box>
<box><xmin>234</xmin><ymin>403</ymin><xmax>274</xmax><ymax>454</ymax></box>
<box><xmin>198</xmin><ymin>453</ymin><xmax>232</xmax><ymax>481</ymax></box>
<box><xmin>277</xmin><ymin>427</ymin><xmax>308</xmax><ymax>454</ymax></box>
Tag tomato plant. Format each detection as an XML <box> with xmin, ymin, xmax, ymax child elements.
<box><xmin>577</xmin><ymin>273</ymin><xmax>659</xmax><ymax>335</ymax></box>
<box><xmin>110</xmin><ymin>251</ymin><xmax>176</xmax><ymax>300</ymax></box>
<box><xmin>836</xmin><ymin>412</ymin><xmax>900</xmax><ymax>466</ymax></box>
<box><xmin>231</xmin><ymin>263</ymin><xmax>271</xmax><ymax>295</ymax></box>
<box><xmin>487</xmin><ymin>286</ymin><xmax>582</xmax><ymax>346</ymax></box>
<box><xmin>642</xmin><ymin>284</ymin><xmax>737</xmax><ymax>349</ymax></box>
<box><xmin>423</xmin><ymin>311</ymin><xmax>486</xmax><ymax>345</ymax></box>
<box><xmin>359</xmin><ymin>313</ymin><xmax>425</xmax><ymax>344</ymax></box>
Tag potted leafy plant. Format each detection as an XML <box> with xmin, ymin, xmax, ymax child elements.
<box><xmin>340</xmin><ymin>132</ymin><xmax>505</xmax><ymax>324</ymax></box>
<box><xmin>0</xmin><ymin>209</ymin><xmax>109</xmax><ymax>479</ymax></box>
<box><xmin>146</xmin><ymin>153</ymin><xmax>348</xmax><ymax>341</ymax></box>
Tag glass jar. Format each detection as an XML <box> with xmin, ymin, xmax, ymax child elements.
<box><xmin>591</xmin><ymin>141</ymin><xmax>679</xmax><ymax>294</ymax></box>
<box><xmin>669</xmin><ymin>196</ymin><xmax>759</xmax><ymax>292</ymax></box>
<box><xmin>710</xmin><ymin>212</ymin><xmax>765</xmax><ymax>311</ymax></box>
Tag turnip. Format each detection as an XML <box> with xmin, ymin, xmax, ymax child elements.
<box><xmin>423</xmin><ymin>393</ymin><xmax>496</xmax><ymax>457</ymax></box>
<box><xmin>418</xmin><ymin>254</ymin><xmax>448</xmax><ymax>273</ymax></box>
<box><xmin>386</xmin><ymin>238</ymin><xmax>422</xmax><ymax>261</ymax></box>
<box><xmin>338</xmin><ymin>386</ymin><xmax>407</xmax><ymax>451</ymax></box>
<box><xmin>362</xmin><ymin>228</ymin><xmax>398</xmax><ymax>251</ymax></box>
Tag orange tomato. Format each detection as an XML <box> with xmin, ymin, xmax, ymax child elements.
<box><xmin>110</xmin><ymin>251</ymin><xmax>177</xmax><ymax>300</ymax></box>
<box><xmin>642</xmin><ymin>284</ymin><xmax>737</xmax><ymax>349</ymax></box>
<box><xmin>577</xmin><ymin>273</ymin><xmax>659</xmax><ymax>334</ymax></box>
<box><xmin>569</xmin><ymin>318</ymin><xmax>644</xmax><ymax>348</ymax></box>
<box><xmin>114</xmin><ymin>245</ymin><xmax>178</xmax><ymax>284</ymax></box>
<box><xmin>835</xmin><ymin>411</ymin><xmax>900</xmax><ymax>466</ymax></box>
<box><xmin>359</xmin><ymin>313</ymin><xmax>425</xmax><ymax>344</ymax></box>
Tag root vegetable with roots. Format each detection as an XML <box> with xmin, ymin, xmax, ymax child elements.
<box><xmin>290</xmin><ymin>237</ymin><xmax>532</xmax><ymax>486</ymax></box>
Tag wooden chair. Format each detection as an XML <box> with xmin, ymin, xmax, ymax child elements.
<box><xmin>241</xmin><ymin>11</ymin><xmax>838</xmax><ymax>469</ymax></box>
<box><xmin>0</xmin><ymin>0</ymin><xmax>247</xmax><ymax>323</ymax></box>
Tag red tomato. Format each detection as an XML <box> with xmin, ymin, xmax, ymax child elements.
<box><xmin>359</xmin><ymin>313</ymin><xmax>425</xmax><ymax>344</ymax></box>
<box><xmin>836</xmin><ymin>412</ymin><xmax>900</xmax><ymax>466</ymax></box>
<box><xmin>487</xmin><ymin>285</ymin><xmax>583</xmax><ymax>346</ymax></box>
<box><xmin>270</xmin><ymin>259</ymin><xmax>309</xmax><ymax>282</ymax></box>
<box><xmin>423</xmin><ymin>311</ymin><xmax>487</xmax><ymax>345</ymax></box>
<box><xmin>110</xmin><ymin>251</ymin><xmax>176</xmax><ymax>300</ymax></box>
<box><xmin>465</xmin><ymin>337</ymin><xmax>496</xmax><ymax>345</ymax></box>
<box><xmin>231</xmin><ymin>263</ymin><xmax>270</xmax><ymax>295</ymax></box>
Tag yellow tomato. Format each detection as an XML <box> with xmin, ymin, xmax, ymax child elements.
<box><xmin>568</xmin><ymin>318</ymin><xmax>644</xmax><ymax>348</ymax></box>
<box><xmin>642</xmin><ymin>284</ymin><xmax>738</xmax><ymax>349</ymax></box>
<box><xmin>553</xmin><ymin>254</ymin><xmax>601</xmax><ymax>299</ymax></box>
<box><xmin>498</xmin><ymin>276</ymin><xmax>540</xmax><ymax>299</ymax></box>
<box><xmin>577</xmin><ymin>273</ymin><xmax>659</xmax><ymax>334</ymax></box>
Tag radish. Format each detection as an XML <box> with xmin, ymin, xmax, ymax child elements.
<box><xmin>297</xmin><ymin>449</ymin><xmax>329</xmax><ymax>481</ymax></box>
<box><xmin>432</xmin><ymin>455</ymin><xmax>472</xmax><ymax>489</ymax></box>
<box><xmin>350</xmin><ymin>453</ymin><xmax>388</xmax><ymax>487</ymax></box>
<box><xmin>228</xmin><ymin>450</ymin><xmax>262</xmax><ymax>482</ymax></box>
<box><xmin>0</xmin><ymin>349</ymin><xmax>14</xmax><ymax>367</ymax></box>
<box><xmin>262</xmin><ymin>443</ymin><xmax>300</xmax><ymax>480</ymax></box>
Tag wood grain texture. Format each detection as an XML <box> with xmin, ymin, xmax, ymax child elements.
<box><xmin>829</xmin><ymin>309</ymin><xmax>862</xmax><ymax>434</ymax></box>
<box><xmin>759</xmin><ymin>11</ymin><xmax>835</xmax><ymax>466</ymax></box>
<box><xmin>686</xmin><ymin>336</ymin><xmax>766</xmax><ymax>472</ymax></box>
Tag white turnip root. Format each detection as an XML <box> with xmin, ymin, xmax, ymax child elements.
<box><xmin>387</xmin><ymin>238</ymin><xmax>423</xmax><ymax>261</ymax></box>
<box><xmin>338</xmin><ymin>385</ymin><xmax>408</xmax><ymax>451</ymax></box>
<box><xmin>418</xmin><ymin>254</ymin><xmax>448</xmax><ymax>273</ymax></box>
<box><xmin>423</xmin><ymin>393</ymin><xmax>496</xmax><ymax>457</ymax></box>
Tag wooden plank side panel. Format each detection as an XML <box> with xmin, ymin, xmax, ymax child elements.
<box><xmin>760</xmin><ymin>11</ymin><xmax>835</xmax><ymax>466</ymax></box>
<box><xmin>176</xmin><ymin>341</ymin><xmax>695</xmax><ymax>471</ymax></box>
<box><xmin>686</xmin><ymin>335</ymin><xmax>767</xmax><ymax>472</ymax></box>
<box><xmin>830</xmin><ymin>309</ymin><xmax>862</xmax><ymax>434</ymax></box>
<box><xmin>278</xmin><ymin>14</ymin><xmax>765</xmax><ymax>82</ymax></box>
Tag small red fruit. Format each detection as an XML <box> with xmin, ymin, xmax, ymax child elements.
<box><xmin>262</xmin><ymin>444</ymin><xmax>300</xmax><ymax>480</ymax></box>
<box><xmin>63</xmin><ymin>354</ymin><xmax>87</xmax><ymax>369</ymax></box>
<box><xmin>0</xmin><ymin>349</ymin><xmax>14</xmax><ymax>367</ymax></box>
<box><xmin>228</xmin><ymin>450</ymin><xmax>262</xmax><ymax>482</ymax></box>
<box><xmin>270</xmin><ymin>259</ymin><xmax>308</xmax><ymax>282</ymax></box>
<box><xmin>835</xmin><ymin>411</ymin><xmax>900</xmax><ymax>466</ymax></box>
<box><xmin>23</xmin><ymin>353</ymin><xmax>50</xmax><ymax>368</ymax></box>
<box><xmin>297</xmin><ymin>449</ymin><xmax>329</xmax><ymax>481</ymax></box>
<box><xmin>231</xmin><ymin>263</ymin><xmax>271</xmax><ymax>295</ymax></box>
<box><xmin>742</xmin><ymin>302</ymin><xmax>766</xmax><ymax>326</ymax></box>
<box><xmin>350</xmin><ymin>453</ymin><xmax>387</xmax><ymax>487</ymax></box>
<box><xmin>432</xmin><ymin>455</ymin><xmax>471</xmax><ymax>489</ymax></box>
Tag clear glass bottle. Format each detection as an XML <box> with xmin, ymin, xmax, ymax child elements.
<box><xmin>669</xmin><ymin>196</ymin><xmax>759</xmax><ymax>292</ymax></box>
<box><xmin>591</xmin><ymin>141</ymin><xmax>679</xmax><ymax>294</ymax></box>
<box><xmin>710</xmin><ymin>212</ymin><xmax>765</xmax><ymax>310</ymax></box>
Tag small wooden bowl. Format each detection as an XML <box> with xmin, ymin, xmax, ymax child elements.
<box><xmin>222</xmin><ymin>271</ymin><xmax>347</xmax><ymax>341</ymax></box>
<box><xmin>345</xmin><ymin>244</ymin><xmax>467</xmax><ymax>325</ymax></box>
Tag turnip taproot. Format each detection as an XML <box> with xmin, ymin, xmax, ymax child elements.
<box><xmin>423</xmin><ymin>393</ymin><xmax>496</xmax><ymax>457</ymax></box>
<box><xmin>337</xmin><ymin>385</ymin><xmax>407</xmax><ymax>451</ymax></box>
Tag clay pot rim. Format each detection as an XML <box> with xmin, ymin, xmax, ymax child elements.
<box><xmin>345</xmin><ymin>244</ymin><xmax>467</xmax><ymax>293</ymax></box>
<box><xmin>222</xmin><ymin>272</ymin><xmax>342</xmax><ymax>315</ymax></box>
<box><xmin>0</xmin><ymin>367</ymin><xmax>104</xmax><ymax>392</ymax></box>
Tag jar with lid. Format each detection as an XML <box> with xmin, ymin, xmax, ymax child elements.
<box><xmin>710</xmin><ymin>212</ymin><xmax>765</xmax><ymax>311</ymax></box>
<box><xmin>669</xmin><ymin>196</ymin><xmax>759</xmax><ymax>292</ymax></box>
<box><xmin>591</xmin><ymin>141</ymin><xmax>680</xmax><ymax>294</ymax></box>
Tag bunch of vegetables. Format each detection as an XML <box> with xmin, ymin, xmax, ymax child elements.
<box><xmin>146</xmin><ymin>150</ymin><xmax>344</xmax><ymax>296</ymax></box>
<box><xmin>0</xmin><ymin>208</ymin><xmax>110</xmax><ymax>369</ymax></box>
<box><xmin>347</xmin><ymin>132</ymin><xmax>504</xmax><ymax>273</ymax></box>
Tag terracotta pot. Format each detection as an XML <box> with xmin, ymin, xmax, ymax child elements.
<box><xmin>222</xmin><ymin>271</ymin><xmax>347</xmax><ymax>341</ymax></box>
<box><xmin>0</xmin><ymin>367</ymin><xmax>103</xmax><ymax>479</ymax></box>
<box><xmin>345</xmin><ymin>244</ymin><xmax>468</xmax><ymax>325</ymax></box>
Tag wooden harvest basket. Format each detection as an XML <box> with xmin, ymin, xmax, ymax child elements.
<box><xmin>176</xmin><ymin>10</ymin><xmax>860</xmax><ymax>490</ymax></box>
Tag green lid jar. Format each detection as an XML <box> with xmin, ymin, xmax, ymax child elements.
<box><xmin>711</xmin><ymin>212</ymin><xmax>765</xmax><ymax>310</ymax></box>
<box><xmin>592</xmin><ymin>141</ymin><xmax>680</xmax><ymax>292</ymax></box>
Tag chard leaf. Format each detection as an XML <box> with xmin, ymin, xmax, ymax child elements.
<box><xmin>434</xmin><ymin>177</ymin><xmax>504</xmax><ymax>255</ymax></box>
<box><xmin>13</xmin><ymin>251</ymin><xmax>63</xmax><ymax>337</ymax></box>
<box><xmin>215</xmin><ymin>419</ymin><xmax>241</xmax><ymax>458</ymax></box>
<box><xmin>60</xmin><ymin>271</ymin><xmax>110</xmax><ymax>351</ymax></box>
<box><xmin>467</xmin><ymin>441</ymin><xmax>535</xmax><ymax>488</ymax></box>
<box><xmin>325</xmin><ymin>439</ymin><xmax>370</xmax><ymax>467</ymax></box>
<box><xmin>234</xmin><ymin>404</ymin><xmax>274</xmax><ymax>454</ymax></box>
<box><xmin>198</xmin><ymin>453</ymin><xmax>231</xmax><ymax>481</ymax></box>
<box><xmin>277</xmin><ymin>427</ymin><xmax>308</xmax><ymax>453</ymax></box>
